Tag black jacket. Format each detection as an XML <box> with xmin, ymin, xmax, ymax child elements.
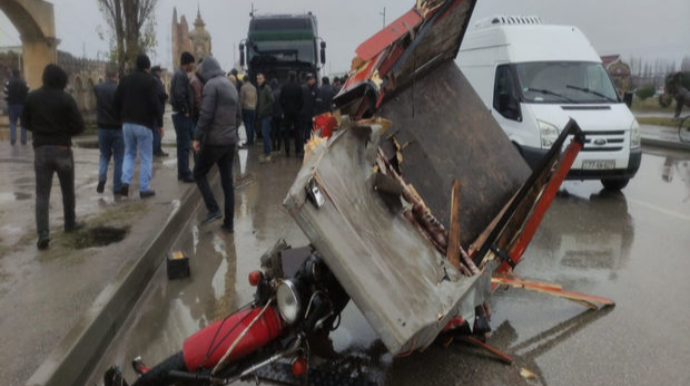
<box><xmin>94</xmin><ymin>78</ymin><xmax>121</xmax><ymax>130</ymax></box>
<box><xmin>4</xmin><ymin>76</ymin><xmax>29</xmax><ymax>105</ymax></box>
<box><xmin>300</xmin><ymin>83</ymin><xmax>318</xmax><ymax>119</ymax></box>
<box><xmin>315</xmin><ymin>84</ymin><xmax>335</xmax><ymax>115</ymax></box>
<box><xmin>280</xmin><ymin>81</ymin><xmax>303</xmax><ymax>116</ymax></box>
<box><xmin>170</xmin><ymin>67</ymin><xmax>192</xmax><ymax>115</ymax></box>
<box><xmin>114</xmin><ymin>70</ymin><xmax>163</xmax><ymax>130</ymax></box>
<box><xmin>21</xmin><ymin>66</ymin><xmax>84</xmax><ymax>148</ymax></box>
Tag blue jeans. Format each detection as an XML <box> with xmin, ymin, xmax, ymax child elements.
<box><xmin>122</xmin><ymin>123</ymin><xmax>153</xmax><ymax>192</ymax></box>
<box><xmin>261</xmin><ymin>116</ymin><xmax>272</xmax><ymax>155</ymax></box>
<box><xmin>8</xmin><ymin>104</ymin><xmax>27</xmax><ymax>144</ymax></box>
<box><xmin>172</xmin><ymin>113</ymin><xmax>194</xmax><ymax>179</ymax></box>
<box><xmin>242</xmin><ymin>109</ymin><xmax>256</xmax><ymax>145</ymax></box>
<box><xmin>98</xmin><ymin>129</ymin><xmax>124</xmax><ymax>193</ymax></box>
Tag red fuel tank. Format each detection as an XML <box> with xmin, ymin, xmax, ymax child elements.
<box><xmin>183</xmin><ymin>307</ymin><xmax>283</xmax><ymax>371</ymax></box>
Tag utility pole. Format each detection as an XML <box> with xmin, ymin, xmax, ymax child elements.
<box><xmin>380</xmin><ymin>7</ymin><xmax>386</xmax><ymax>28</ymax></box>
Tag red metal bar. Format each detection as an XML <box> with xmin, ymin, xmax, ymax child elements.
<box><xmin>356</xmin><ymin>8</ymin><xmax>423</xmax><ymax>62</ymax></box>
<box><xmin>495</xmin><ymin>140</ymin><xmax>582</xmax><ymax>274</ymax></box>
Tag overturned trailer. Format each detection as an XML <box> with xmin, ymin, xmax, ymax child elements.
<box><xmin>285</xmin><ymin>0</ymin><xmax>613</xmax><ymax>357</ymax></box>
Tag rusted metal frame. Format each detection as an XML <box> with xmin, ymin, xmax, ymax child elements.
<box><xmin>433</xmin><ymin>0</ymin><xmax>466</xmax><ymax>26</ymax></box>
<box><xmin>491</xmin><ymin>274</ymin><xmax>615</xmax><ymax>310</ymax></box>
<box><xmin>455</xmin><ymin>336</ymin><xmax>514</xmax><ymax>365</ymax></box>
<box><xmin>446</xmin><ymin>180</ymin><xmax>463</xmax><ymax>269</ymax></box>
<box><xmin>472</xmin><ymin>119</ymin><xmax>585</xmax><ymax>267</ymax></box>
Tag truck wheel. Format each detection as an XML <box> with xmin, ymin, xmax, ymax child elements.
<box><xmin>601</xmin><ymin>178</ymin><xmax>630</xmax><ymax>191</ymax></box>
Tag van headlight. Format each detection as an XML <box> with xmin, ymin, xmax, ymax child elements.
<box><xmin>539</xmin><ymin>120</ymin><xmax>560</xmax><ymax>148</ymax></box>
<box><xmin>630</xmin><ymin>119</ymin><xmax>641</xmax><ymax>149</ymax></box>
<box><xmin>276</xmin><ymin>280</ymin><xmax>302</xmax><ymax>325</ymax></box>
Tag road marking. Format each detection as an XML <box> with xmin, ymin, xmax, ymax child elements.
<box><xmin>628</xmin><ymin>198</ymin><xmax>690</xmax><ymax>221</ymax></box>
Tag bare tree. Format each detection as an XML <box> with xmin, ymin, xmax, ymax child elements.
<box><xmin>98</xmin><ymin>0</ymin><xmax>159</xmax><ymax>73</ymax></box>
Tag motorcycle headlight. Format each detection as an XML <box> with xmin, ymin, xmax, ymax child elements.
<box><xmin>630</xmin><ymin>119</ymin><xmax>641</xmax><ymax>149</ymax></box>
<box><xmin>539</xmin><ymin>120</ymin><xmax>560</xmax><ymax>148</ymax></box>
<box><xmin>277</xmin><ymin>280</ymin><xmax>302</xmax><ymax>325</ymax></box>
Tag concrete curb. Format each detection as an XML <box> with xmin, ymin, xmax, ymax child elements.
<box><xmin>641</xmin><ymin>136</ymin><xmax>690</xmax><ymax>152</ymax></box>
<box><xmin>25</xmin><ymin>176</ymin><xmax>210</xmax><ymax>386</ymax></box>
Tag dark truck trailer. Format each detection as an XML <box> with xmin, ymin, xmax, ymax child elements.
<box><xmin>239</xmin><ymin>13</ymin><xmax>327</xmax><ymax>85</ymax></box>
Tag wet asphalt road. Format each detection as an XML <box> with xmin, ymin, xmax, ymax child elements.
<box><xmin>88</xmin><ymin>146</ymin><xmax>690</xmax><ymax>386</ymax></box>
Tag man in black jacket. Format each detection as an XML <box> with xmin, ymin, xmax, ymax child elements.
<box><xmin>151</xmin><ymin>65</ymin><xmax>169</xmax><ymax>157</ymax></box>
<box><xmin>170</xmin><ymin>51</ymin><xmax>196</xmax><ymax>183</ymax></box>
<box><xmin>279</xmin><ymin>71</ymin><xmax>303</xmax><ymax>156</ymax></box>
<box><xmin>114</xmin><ymin>54</ymin><xmax>163</xmax><ymax>199</ymax></box>
<box><xmin>21</xmin><ymin>64</ymin><xmax>84</xmax><ymax>250</ymax></box>
<box><xmin>4</xmin><ymin>69</ymin><xmax>29</xmax><ymax>145</ymax></box>
<box><xmin>300</xmin><ymin>74</ymin><xmax>318</xmax><ymax>155</ymax></box>
<box><xmin>315</xmin><ymin>76</ymin><xmax>335</xmax><ymax>115</ymax></box>
<box><xmin>94</xmin><ymin>65</ymin><xmax>123</xmax><ymax>195</ymax></box>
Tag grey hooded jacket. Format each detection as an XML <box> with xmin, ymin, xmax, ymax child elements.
<box><xmin>194</xmin><ymin>57</ymin><xmax>240</xmax><ymax>146</ymax></box>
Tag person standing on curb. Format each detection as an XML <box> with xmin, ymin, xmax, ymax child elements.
<box><xmin>191</xmin><ymin>57</ymin><xmax>240</xmax><ymax>233</ymax></box>
<box><xmin>4</xmin><ymin>69</ymin><xmax>29</xmax><ymax>145</ymax></box>
<box><xmin>94</xmin><ymin>65</ymin><xmax>123</xmax><ymax>195</ymax></box>
<box><xmin>151</xmin><ymin>65</ymin><xmax>169</xmax><ymax>158</ymax></box>
<box><xmin>256</xmin><ymin>73</ymin><xmax>274</xmax><ymax>163</ymax></box>
<box><xmin>114</xmin><ymin>54</ymin><xmax>163</xmax><ymax>199</ymax></box>
<box><xmin>170</xmin><ymin>51</ymin><xmax>196</xmax><ymax>183</ymax></box>
<box><xmin>279</xmin><ymin>71</ymin><xmax>303</xmax><ymax>157</ymax></box>
<box><xmin>21</xmin><ymin>64</ymin><xmax>84</xmax><ymax>250</ymax></box>
<box><xmin>316</xmin><ymin>76</ymin><xmax>335</xmax><ymax>115</ymax></box>
<box><xmin>239</xmin><ymin>76</ymin><xmax>257</xmax><ymax>148</ymax></box>
<box><xmin>190</xmin><ymin>59</ymin><xmax>205</xmax><ymax>128</ymax></box>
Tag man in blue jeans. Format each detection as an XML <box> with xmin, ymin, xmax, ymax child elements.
<box><xmin>170</xmin><ymin>51</ymin><xmax>196</xmax><ymax>183</ymax></box>
<box><xmin>4</xmin><ymin>69</ymin><xmax>29</xmax><ymax>145</ymax></box>
<box><xmin>94</xmin><ymin>65</ymin><xmax>123</xmax><ymax>195</ymax></box>
<box><xmin>114</xmin><ymin>54</ymin><xmax>163</xmax><ymax>198</ymax></box>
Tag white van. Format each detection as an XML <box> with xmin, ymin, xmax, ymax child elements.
<box><xmin>458</xmin><ymin>16</ymin><xmax>641</xmax><ymax>191</ymax></box>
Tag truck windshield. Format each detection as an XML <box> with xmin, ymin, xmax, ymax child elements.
<box><xmin>515</xmin><ymin>62</ymin><xmax>620</xmax><ymax>104</ymax></box>
<box><xmin>248</xmin><ymin>40</ymin><xmax>316</xmax><ymax>64</ymax></box>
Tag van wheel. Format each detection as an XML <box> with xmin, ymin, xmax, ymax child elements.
<box><xmin>601</xmin><ymin>178</ymin><xmax>630</xmax><ymax>191</ymax></box>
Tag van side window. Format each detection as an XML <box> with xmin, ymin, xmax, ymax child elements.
<box><xmin>493</xmin><ymin>65</ymin><xmax>521</xmax><ymax>121</ymax></box>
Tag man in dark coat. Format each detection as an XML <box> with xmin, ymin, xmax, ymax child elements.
<box><xmin>256</xmin><ymin>73</ymin><xmax>275</xmax><ymax>162</ymax></box>
<box><xmin>4</xmin><ymin>69</ymin><xmax>29</xmax><ymax>145</ymax></box>
<box><xmin>270</xmin><ymin>78</ymin><xmax>283</xmax><ymax>153</ymax></box>
<box><xmin>169</xmin><ymin>51</ymin><xmax>196</xmax><ymax>183</ymax></box>
<box><xmin>21</xmin><ymin>64</ymin><xmax>84</xmax><ymax>250</ymax></box>
<box><xmin>94</xmin><ymin>65</ymin><xmax>123</xmax><ymax>195</ymax></box>
<box><xmin>191</xmin><ymin>57</ymin><xmax>241</xmax><ymax>232</ymax></box>
<box><xmin>113</xmin><ymin>54</ymin><xmax>163</xmax><ymax>199</ymax></box>
<box><xmin>315</xmin><ymin>76</ymin><xmax>335</xmax><ymax>115</ymax></box>
<box><xmin>279</xmin><ymin>71</ymin><xmax>303</xmax><ymax>156</ymax></box>
<box><xmin>151</xmin><ymin>65</ymin><xmax>169</xmax><ymax>157</ymax></box>
<box><xmin>300</xmin><ymin>74</ymin><xmax>318</xmax><ymax>154</ymax></box>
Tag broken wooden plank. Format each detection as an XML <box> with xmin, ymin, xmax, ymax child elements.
<box><xmin>446</xmin><ymin>179</ymin><xmax>462</xmax><ymax>270</ymax></box>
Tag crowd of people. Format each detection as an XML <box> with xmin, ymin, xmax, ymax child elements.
<box><xmin>7</xmin><ymin>50</ymin><xmax>344</xmax><ymax>251</ymax></box>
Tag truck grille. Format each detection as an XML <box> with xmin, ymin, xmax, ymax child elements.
<box><xmin>581</xmin><ymin>130</ymin><xmax>625</xmax><ymax>152</ymax></box>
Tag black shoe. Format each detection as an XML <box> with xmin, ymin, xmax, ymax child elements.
<box><xmin>37</xmin><ymin>237</ymin><xmax>50</xmax><ymax>250</ymax></box>
<box><xmin>201</xmin><ymin>211</ymin><xmax>223</xmax><ymax>225</ymax></box>
<box><xmin>65</xmin><ymin>221</ymin><xmax>85</xmax><ymax>233</ymax></box>
<box><xmin>140</xmin><ymin>190</ymin><xmax>156</xmax><ymax>199</ymax></box>
<box><xmin>10</xmin><ymin>140</ymin><xmax>16</xmax><ymax>146</ymax></box>
<box><xmin>120</xmin><ymin>184</ymin><xmax>129</xmax><ymax>197</ymax></box>
<box><xmin>220</xmin><ymin>223</ymin><xmax>234</xmax><ymax>234</ymax></box>
<box><xmin>97</xmin><ymin>181</ymin><xmax>106</xmax><ymax>194</ymax></box>
<box><xmin>179</xmin><ymin>175</ymin><xmax>195</xmax><ymax>183</ymax></box>
<box><xmin>154</xmin><ymin>151</ymin><xmax>169</xmax><ymax>157</ymax></box>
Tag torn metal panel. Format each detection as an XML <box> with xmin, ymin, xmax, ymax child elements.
<box><xmin>379</xmin><ymin>61</ymin><xmax>531</xmax><ymax>247</ymax></box>
<box><xmin>284</xmin><ymin>121</ymin><xmax>490</xmax><ymax>355</ymax></box>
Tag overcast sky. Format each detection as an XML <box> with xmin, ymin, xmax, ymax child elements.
<box><xmin>1</xmin><ymin>0</ymin><xmax>688</xmax><ymax>74</ymax></box>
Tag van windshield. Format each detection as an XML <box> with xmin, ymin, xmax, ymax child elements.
<box><xmin>514</xmin><ymin>62</ymin><xmax>620</xmax><ymax>104</ymax></box>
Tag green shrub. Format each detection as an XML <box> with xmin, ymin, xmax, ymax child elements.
<box><xmin>636</xmin><ymin>85</ymin><xmax>655</xmax><ymax>100</ymax></box>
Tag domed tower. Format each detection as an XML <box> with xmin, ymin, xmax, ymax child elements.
<box><xmin>188</xmin><ymin>6</ymin><xmax>212</xmax><ymax>62</ymax></box>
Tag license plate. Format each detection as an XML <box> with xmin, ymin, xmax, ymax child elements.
<box><xmin>582</xmin><ymin>160</ymin><xmax>615</xmax><ymax>170</ymax></box>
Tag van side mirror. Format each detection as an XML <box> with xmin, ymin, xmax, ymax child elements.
<box><xmin>320</xmin><ymin>41</ymin><xmax>327</xmax><ymax>65</ymax></box>
<box><xmin>239</xmin><ymin>43</ymin><xmax>246</xmax><ymax>67</ymax></box>
<box><xmin>498</xmin><ymin>92</ymin><xmax>521</xmax><ymax>121</ymax></box>
<box><xmin>623</xmin><ymin>92</ymin><xmax>633</xmax><ymax>108</ymax></box>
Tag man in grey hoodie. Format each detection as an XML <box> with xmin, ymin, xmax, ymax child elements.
<box><xmin>191</xmin><ymin>57</ymin><xmax>240</xmax><ymax>232</ymax></box>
